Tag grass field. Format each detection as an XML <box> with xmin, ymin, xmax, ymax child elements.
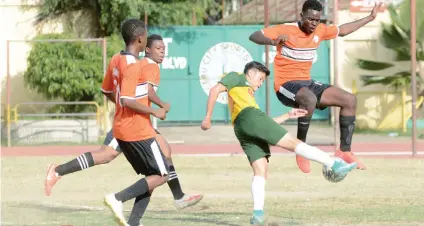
<box><xmin>2</xmin><ymin>155</ymin><xmax>424</xmax><ymax>226</ymax></box>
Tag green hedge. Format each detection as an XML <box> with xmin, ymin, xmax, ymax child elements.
<box><xmin>23</xmin><ymin>33</ymin><xmax>123</xmax><ymax>113</ymax></box>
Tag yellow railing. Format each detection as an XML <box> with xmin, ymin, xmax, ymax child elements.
<box><xmin>5</xmin><ymin>101</ymin><xmax>105</xmax><ymax>147</ymax></box>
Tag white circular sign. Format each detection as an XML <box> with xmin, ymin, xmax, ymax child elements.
<box><xmin>199</xmin><ymin>42</ymin><xmax>253</xmax><ymax>104</ymax></box>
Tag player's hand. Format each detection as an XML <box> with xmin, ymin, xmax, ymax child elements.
<box><xmin>288</xmin><ymin>108</ymin><xmax>308</xmax><ymax>119</ymax></box>
<box><xmin>153</xmin><ymin>108</ymin><xmax>167</xmax><ymax>120</ymax></box>
<box><xmin>201</xmin><ymin>117</ymin><xmax>212</xmax><ymax>131</ymax></box>
<box><xmin>370</xmin><ymin>1</ymin><xmax>383</xmax><ymax>20</ymax></box>
<box><xmin>272</xmin><ymin>35</ymin><xmax>289</xmax><ymax>46</ymax></box>
<box><xmin>162</xmin><ymin>102</ymin><xmax>171</xmax><ymax>113</ymax></box>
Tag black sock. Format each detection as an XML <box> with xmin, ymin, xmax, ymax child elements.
<box><xmin>167</xmin><ymin>165</ymin><xmax>185</xmax><ymax>200</ymax></box>
<box><xmin>297</xmin><ymin>117</ymin><xmax>312</xmax><ymax>142</ymax></box>
<box><xmin>55</xmin><ymin>152</ymin><xmax>94</xmax><ymax>176</ymax></box>
<box><xmin>340</xmin><ymin>115</ymin><xmax>356</xmax><ymax>152</ymax></box>
<box><xmin>127</xmin><ymin>192</ymin><xmax>152</xmax><ymax>226</ymax></box>
<box><xmin>115</xmin><ymin>178</ymin><xmax>149</xmax><ymax>203</ymax></box>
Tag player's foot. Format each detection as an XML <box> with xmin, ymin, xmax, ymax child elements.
<box><xmin>104</xmin><ymin>194</ymin><xmax>128</xmax><ymax>226</ymax></box>
<box><xmin>331</xmin><ymin>157</ymin><xmax>357</xmax><ymax>176</ymax></box>
<box><xmin>45</xmin><ymin>164</ymin><xmax>61</xmax><ymax>196</ymax></box>
<box><xmin>296</xmin><ymin>155</ymin><xmax>311</xmax><ymax>173</ymax></box>
<box><xmin>250</xmin><ymin>210</ymin><xmax>265</xmax><ymax>225</ymax></box>
<box><xmin>335</xmin><ymin>150</ymin><xmax>366</xmax><ymax>170</ymax></box>
<box><xmin>174</xmin><ymin>194</ymin><xmax>204</xmax><ymax>209</ymax></box>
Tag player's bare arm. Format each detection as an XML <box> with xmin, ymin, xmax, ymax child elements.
<box><xmin>147</xmin><ymin>84</ymin><xmax>170</xmax><ymax>112</ymax></box>
<box><xmin>273</xmin><ymin>108</ymin><xmax>308</xmax><ymax>124</ymax></box>
<box><xmin>338</xmin><ymin>2</ymin><xmax>383</xmax><ymax>37</ymax></box>
<box><xmin>249</xmin><ymin>31</ymin><xmax>289</xmax><ymax>46</ymax></box>
<box><xmin>121</xmin><ymin>98</ymin><xmax>166</xmax><ymax>120</ymax></box>
<box><xmin>201</xmin><ymin>83</ymin><xmax>227</xmax><ymax>130</ymax></box>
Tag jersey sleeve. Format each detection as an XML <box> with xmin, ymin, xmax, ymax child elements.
<box><xmin>261</xmin><ymin>24</ymin><xmax>286</xmax><ymax>40</ymax></box>
<box><xmin>101</xmin><ymin>61</ymin><xmax>114</xmax><ymax>93</ymax></box>
<box><xmin>218</xmin><ymin>72</ymin><xmax>241</xmax><ymax>91</ymax></box>
<box><xmin>143</xmin><ymin>64</ymin><xmax>160</xmax><ymax>90</ymax></box>
<box><xmin>120</xmin><ymin>63</ymin><xmax>141</xmax><ymax>99</ymax></box>
<box><xmin>321</xmin><ymin>24</ymin><xmax>339</xmax><ymax>40</ymax></box>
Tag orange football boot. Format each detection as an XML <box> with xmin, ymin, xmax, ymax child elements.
<box><xmin>296</xmin><ymin>155</ymin><xmax>311</xmax><ymax>173</ymax></box>
<box><xmin>334</xmin><ymin>150</ymin><xmax>366</xmax><ymax>170</ymax></box>
<box><xmin>45</xmin><ymin>164</ymin><xmax>61</xmax><ymax>196</ymax></box>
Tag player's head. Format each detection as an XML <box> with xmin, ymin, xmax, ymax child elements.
<box><xmin>244</xmin><ymin>61</ymin><xmax>270</xmax><ymax>91</ymax></box>
<box><xmin>145</xmin><ymin>34</ymin><xmax>165</xmax><ymax>64</ymax></box>
<box><xmin>121</xmin><ymin>18</ymin><xmax>148</xmax><ymax>52</ymax></box>
<box><xmin>300</xmin><ymin>0</ymin><xmax>323</xmax><ymax>34</ymax></box>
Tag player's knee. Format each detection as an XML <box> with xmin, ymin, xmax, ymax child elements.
<box><xmin>161</xmin><ymin>175</ymin><xmax>169</xmax><ymax>184</ymax></box>
<box><xmin>251</xmin><ymin>158</ymin><xmax>268</xmax><ymax>178</ymax></box>
<box><xmin>345</xmin><ymin>94</ymin><xmax>357</xmax><ymax>109</ymax></box>
<box><xmin>296</xmin><ymin>90</ymin><xmax>317</xmax><ymax>109</ymax></box>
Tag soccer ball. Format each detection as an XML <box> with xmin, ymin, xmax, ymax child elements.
<box><xmin>322</xmin><ymin>157</ymin><xmax>348</xmax><ymax>183</ymax></box>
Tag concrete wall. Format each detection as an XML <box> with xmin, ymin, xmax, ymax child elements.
<box><xmin>0</xmin><ymin>0</ymin><xmax>63</xmax><ymax>115</ymax></box>
<box><xmin>334</xmin><ymin>9</ymin><xmax>414</xmax><ymax>130</ymax></box>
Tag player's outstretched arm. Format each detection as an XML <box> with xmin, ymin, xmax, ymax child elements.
<box><xmin>201</xmin><ymin>83</ymin><xmax>227</xmax><ymax>130</ymax></box>
<box><xmin>338</xmin><ymin>2</ymin><xmax>383</xmax><ymax>37</ymax></box>
<box><xmin>249</xmin><ymin>31</ymin><xmax>275</xmax><ymax>45</ymax></box>
<box><xmin>273</xmin><ymin>108</ymin><xmax>308</xmax><ymax>124</ymax></box>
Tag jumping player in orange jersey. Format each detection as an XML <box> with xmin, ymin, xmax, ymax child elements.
<box><xmin>44</xmin><ymin>29</ymin><xmax>202</xmax><ymax>215</ymax></box>
<box><xmin>249</xmin><ymin>0</ymin><xmax>384</xmax><ymax>173</ymax></box>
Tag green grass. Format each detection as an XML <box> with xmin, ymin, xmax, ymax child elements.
<box><xmin>2</xmin><ymin>156</ymin><xmax>424</xmax><ymax>226</ymax></box>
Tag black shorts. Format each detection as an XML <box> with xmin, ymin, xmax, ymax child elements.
<box><xmin>276</xmin><ymin>80</ymin><xmax>331</xmax><ymax>110</ymax></box>
<box><xmin>117</xmin><ymin>138</ymin><xmax>169</xmax><ymax>176</ymax></box>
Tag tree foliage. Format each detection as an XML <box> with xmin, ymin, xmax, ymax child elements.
<box><xmin>33</xmin><ymin>0</ymin><xmax>221</xmax><ymax>37</ymax></box>
<box><xmin>356</xmin><ymin>1</ymin><xmax>424</xmax><ymax>94</ymax></box>
<box><xmin>23</xmin><ymin>33</ymin><xmax>124</xmax><ymax>113</ymax></box>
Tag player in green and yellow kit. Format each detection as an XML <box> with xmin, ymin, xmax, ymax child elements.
<box><xmin>201</xmin><ymin>61</ymin><xmax>357</xmax><ymax>225</ymax></box>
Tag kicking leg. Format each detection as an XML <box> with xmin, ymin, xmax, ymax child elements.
<box><xmin>319</xmin><ymin>86</ymin><xmax>366</xmax><ymax>169</ymax></box>
<box><xmin>45</xmin><ymin>145</ymin><xmax>120</xmax><ymax>196</ymax></box>
<box><xmin>155</xmin><ymin>131</ymin><xmax>203</xmax><ymax>209</ymax></box>
<box><xmin>275</xmin><ymin>133</ymin><xmax>357</xmax><ymax>174</ymax></box>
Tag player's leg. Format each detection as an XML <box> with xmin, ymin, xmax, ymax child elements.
<box><xmin>155</xmin><ymin>130</ymin><xmax>203</xmax><ymax>209</ymax></box>
<box><xmin>104</xmin><ymin>138</ymin><xmax>170</xmax><ymax>225</ymax></box>
<box><xmin>276</xmin><ymin>81</ymin><xmax>317</xmax><ymax>173</ymax></box>
<box><xmin>234</xmin><ymin>109</ymin><xmax>272</xmax><ymax>225</ymax></box>
<box><xmin>127</xmin><ymin>189</ymin><xmax>153</xmax><ymax>226</ymax></box>
<box><xmin>237</xmin><ymin>107</ymin><xmax>357</xmax><ymax>175</ymax></box>
<box><xmin>44</xmin><ymin>130</ymin><xmax>121</xmax><ymax>196</ymax></box>
<box><xmin>317</xmin><ymin>85</ymin><xmax>365</xmax><ymax>169</ymax></box>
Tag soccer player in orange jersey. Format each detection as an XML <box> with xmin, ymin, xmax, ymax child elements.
<box><xmin>249</xmin><ymin>0</ymin><xmax>383</xmax><ymax>173</ymax></box>
<box><xmin>101</xmin><ymin>20</ymin><xmax>170</xmax><ymax>226</ymax></box>
<box><xmin>44</xmin><ymin>32</ymin><xmax>202</xmax><ymax>215</ymax></box>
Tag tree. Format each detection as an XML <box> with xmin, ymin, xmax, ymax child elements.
<box><xmin>23</xmin><ymin>33</ymin><xmax>123</xmax><ymax>113</ymax></box>
<box><xmin>32</xmin><ymin>0</ymin><xmax>221</xmax><ymax>37</ymax></box>
<box><xmin>356</xmin><ymin>2</ymin><xmax>424</xmax><ymax>96</ymax></box>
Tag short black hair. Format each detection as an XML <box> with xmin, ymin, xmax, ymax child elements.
<box><xmin>302</xmin><ymin>0</ymin><xmax>323</xmax><ymax>13</ymax></box>
<box><xmin>121</xmin><ymin>19</ymin><xmax>146</xmax><ymax>45</ymax></box>
<box><xmin>147</xmin><ymin>34</ymin><xmax>163</xmax><ymax>48</ymax></box>
<box><xmin>244</xmin><ymin>61</ymin><xmax>270</xmax><ymax>76</ymax></box>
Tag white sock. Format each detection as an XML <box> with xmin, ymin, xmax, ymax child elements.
<box><xmin>251</xmin><ymin>176</ymin><xmax>266</xmax><ymax>211</ymax></box>
<box><xmin>295</xmin><ymin>143</ymin><xmax>335</xmax><ymax>167</ymax></box>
